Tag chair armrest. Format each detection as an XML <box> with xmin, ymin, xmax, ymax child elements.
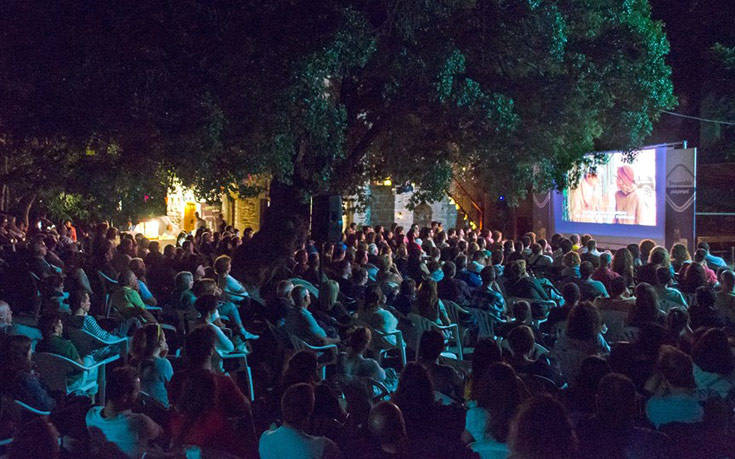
<box><xmin>79</xmin><ymin>354</ymin><xmax>120</xmax><ymax>370</ymax></box>
<box><xmin>432</xmin><ymin>323</ymin><xmax>459</xmax><ymax>332</ymax></box>
<box><xmin>14</xmin><ymin>399</ymin><xmax>51</xmax><ymax>416</ymax></box>
<box><xmin>145</xmin><ymin>306</ymin><xmax>162</xmax><ymax>312</ymax></box>
<box><xmin>218</xmin><ymin>351</ymin><xmax>249</xmax><ymax>359</ymax></box>
<box><xmin>81</xmin><ymin>329</ymin><xmax>127</xmax><ymax>345</ymax></box>
<box><xmin>159</xmin><ymin>323</ymin><xmax>177</xmax><ymax>333</ymax></box>
<box><xmin>310</xmin><ymin>343</ymin><xmax>339</xmax><ymax>351</ymax></box>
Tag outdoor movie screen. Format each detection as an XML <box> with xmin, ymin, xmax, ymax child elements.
<box><xmin>561</xmin><ymin>148</ymin><xmax>657</xmax><ymax>227</ymax></box>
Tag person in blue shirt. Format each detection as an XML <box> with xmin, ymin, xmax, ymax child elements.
<box><xmin>698</xmin><ymin>242</ymin><xmax>728</xmax><ymax>270</ymax></box>
<box><xmin>471</xmin><ymin>266</ymin><xmax>505</xmax><ymax>313</ymax></box>
<box><xmin>578</xmin><ymin>261</ymin><xmax>609</xmax><ymax>301</ymax></box>
<box><xmin>455</xmin><ymin>254</ymin><xmax>481</xmax><ymax>289</ymax></box>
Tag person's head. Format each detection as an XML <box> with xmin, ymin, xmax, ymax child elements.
<box><xmin>480</xmin><ymin>265</ymin><xmax>496</xmax><ymax>285</ymax></box>
<box><xmin>682</xmin><ymin>262</ymin><xmax>707</xmax><ymax>292</ymax></box>
<box><xmin>368</xmin><ymin>401</ymin><xmax>407</xmax><ymax>449</ymax></box>
<box><xmin>117</xmin><ymin>269</ymin><xmax>138</xmax><ymax>289</ymax></box>
<box><xmin>319</xmin><ymin>280</ymin><xmax>340</xmax><ymax>311</ymax></box>
<box><xmin>281</xmin><ymin>383</ymin><xmax>315</xmax><ymax>428</ymax></box>
<box><xmin>175</xmin><ymin>271</ymin><xmax>194</xmax><ymax>291</ymax></box>
<box><xmin>511</xmin><ymin>300</ymin><xmax>531</xmax><ymax>323</ymax></box>
<box><xmin>569</xmin><ymin>234</ymin><xmax>580</xmax><ymax>245</ymax></box>
<box><xmin>441</xmin><ymin>260</ymin><xmax>456</xmax><ymax>279</ymax></box>
<box><xmin>509</xmin><ymin>260</ymin><xmax>527</xmax><ymax>280</ymax></box>
<box><xmin>418</xmin><ymin>329</ymin><xmax>445</xmax><ymax>362</ymax></box>
<box><xmin>599</xmin><ymin>252</ymin><xmax>612</xmax><ymax>269</ymax></box>
<box><xmin>509</xmin><ymin>395</ymin><xmax>576</xmax><ymax>459</ymax></box>
<box><xmin>473</xmin><ymin>362</ymin><xmax>524</xmax><ymax>442</ymax></box>
<box><xmin>0</xmin><ymin>300</ymin><xmax>12</xmax><ymax>325</ymax></box>
<box><xmin>697</xmin><ymin>241</ymin><xmax>711</xmax><ymax>253</ymax></box>
<box><xmin>566</xmin><ymin>302</ymin><xmax>602</xmax><ymax>341</ymax></box>
<box><xmin>630</xmin><ymin>282</ymin><xmax>659</xmax><ymax>325</ymax></box>
<box><xmin>194</xmin><ymin>294</ymin><xmax>219</xmax><ymax>319</ymax></box>
<box><xmin>491</xmin><ymin>249</ymin><xmax>503</xmax><ymax>266</ymax></box>
<box><xmin>107</xmin><ymin>366</ymin><xmax>141</xmax><ymax>410</ymax></box>
<box><xmin>694</xmin><ymin>248</ymin><xmax>707</xmax><ymax>264</ymax></box>
<box><xmin>70</xmin><ymin>289</ymin><xmax>91</xmax><ymax>315</ymax></box>
<box><xmin>364</xmin><ymin>284</ymin><xmax>384</xmax><ymax>311</ymax></box>
<box><xmin>192</xmin><ymin>278</ymin><xmax>220</xmax><ymax>297</ymax></box>
<box><xmin>183</xmin><ymin>325</ymin><xmax>216</xmax><ymax>369</ymax></box>
<box><xmin>131</xmin><ymin>323</ymin><xmax>165</xmax><ymax>363</ymax></box>
<box><xmin>394</xmin><ymin>363</ymin><xmax>433</xmax><ymax>409</ymax></box>
<box><xmin>276</xmin><ymin>280</ymin><xmax>294</xmax><ymax>300</ymax></box>
<box><xmin>7</xmin><ymin>417</ymin><xmax>60</xmax><ymax>459</ymax></box>
<box><xmin>561</xmin><ymin>282</ymin><xmax>581</xmax><ymax>307</ymax></box>
<box><xmin>291</xmin><ymin>285</ymin><xmax>311</xmax><ymax>309</ymax></box>
<box><xmin>213</xmin><ymin>255</ymin><xmax>231</xmax><ymax>275</ymax></box>
<box><xmin>655</xmin><ymin>266</ymin><xmax>673</xmax><ymax>287</ymax></box>
<box><xmin>695</xmin><ymin>285</ymin><xmax>716</xmax><ymax>309</ymax></box>
<box><xmin>347</xmin><ymin>327</ymin><xmax>372</xmax><ymax>355</ymax></box>
<box><xmin>596</xmin><ymin>373</ymin><xmax>637</xmax><ymax>429</ymax></box>
<box><xmin>399</xmin><ymin>278</ymin><xmax>416</xmax><ymax>298</ymax></box>
<box><xmin>666</xmin><ymin>307</ymin><xmax>690</xmax><ymax>335</ymax></box>
<box><xmin>471</xmin><ymin>338</ymin><xmax>502</xmax><ymax>381</ymax></box>
<box><xmin>31</xmin><ymin>239</ymin><xmax>47</xmax><ymax>257</ymax></box>
<box><xmin>38</xmin><ymin>313</ymin><xmax>63</xmax><ymax>338</ymax></box>
<box><xmin>608</xmin><ymin>276</ymin><xmax>627</xmax><ymax>299</ymax></box>
<box><xmin>720</xmin><ymin>270</ymin><xmax>735</xmax><ymax>292</ymax></box>
<box><xmin>0</xmin><ymin>335</ymin><xmax>32</xmax><ymax>375</ymax></box>
<box><xmin>579</xmin><ymin>261</ymin><xmax>594</xmax><ymax>279</ymax></box>
<box><xmin>639</xmin><ymin>239</ymin><xmax>656</xmax><ymax>261</ymax></box>
<box><xmin>656</xmin><ymin>345</ymin><xmax>696</xmax><ymax>389</ymax></box>
<box><xmin>562</xmin><ymin>251</ymin><xmax>581</xmax><ymax>268</ymax></box>
<box><xmin>129</xmin><ymin>257</ymin><xmax>146</xmax><ymax>279</ymax></box>
<box><xmin>670</xmin><ymin>243</ymin><xmax>691</xmax><ymax>263</ymax></box>
<box><xmin>282</xmin><ymin>350</ymin><xmax>318</xmax><ymax>387</ymax></box>
<box><xmin>416</xmin><ymin>280</ymin><xmax>439</xmax><ymax>320</ymax></box>
<box><xmin>691</xmin><ymin>328</ymin><xmax>734</xmax><ymax>376</ymax></box>
<box><xmin>648</xmin><ymin>246</ymin><xmax>670</xmax><ymax>268</ymax></box>
<box><xmin>507</xmin><ymin>325</ymin><xmax>535</xmax><ymax>358</ymax></box>
<box><xmin>586</xmin><ymin>239</ymin><xmax>596</xmax><ymax>251</ymax></box>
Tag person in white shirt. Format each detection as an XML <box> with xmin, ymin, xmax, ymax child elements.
<box><xmin>259</xmin><ymin>383</ymin><xmax>341</xmax><ymax>459</ymax></box>
<box><xmin>86</xmin><ymin>366</ymin><xmax>162</xmax><ymax>458</ymax></box>
<box><xmin>193</xmin><ymin>295</ymin><xmax>235</xmax><ymax>354</ymax></box>
<box><xmin>214</xmin><ymin>255</ymin><xmax>259</xmax><ymax>340</ymax></box>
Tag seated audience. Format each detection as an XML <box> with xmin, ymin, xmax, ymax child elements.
<box><xmin>130</xmin><ymin>323</ymin><xmax>173</xmax><ymax>408</ymax></box>
<box><xmin>551</xmin><ymin>302</ymin><xmax>609</xmax><ymax>383</ymax></box>
<box><xmin>577</xmin><ymin>261</ymin><xmax>608</xmax><ymax>301</ymax></box>
<box><xmin>508</xmin><ymin>395</ymin><xmax>577</xmax><ymax>459</ymax></box>
<box><xmin>0</xmin><ymin>335</ymin><xmax>56</xmax><ymax>411</ymax></box>
<box><xmin>591</xmin><ymin>252</ymin><xmax>620</xmax><ymax>293</ymax></box>
<box><xmin>645</xmin><ymin>345</ymin><xmax>704</xmax><ymax>428</ymax></box>
<box><xmin>110</xmin><ymin>270</ymin><xmax>157</xmax><ymax>324</ymax></box>
<box><xmin>259</xmin><ymin>383</ymin><xmax>341</xmax><ymax>459</ymax></box>
<box><xmin>417</xmin><ymin>330</ymin><xmax>464</xmax><ymax>401</ymax></box>
<box><xmin>86</xmin><ymin>366</ymin><xmax>163</xmax><ymax>458</ymax></box>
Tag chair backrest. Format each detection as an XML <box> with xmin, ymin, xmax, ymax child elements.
<box><xmin>290</xmin><ymin>335</ymin><xmax>310</xmax><ymax>351</ymax></box>
<box><xmin>407</xmin><ymin>313</ymin><xmax>433</xmax><ymax>352</ymax></box>
<box><xmin>468</xmin><ymin>440</ymin><xmax>510</xmax><ymax>459</ymax></box>
<box><xmin>11</xmin><ymin>324</ymin><xmax>43</xmax><ymax>352</ymax></box>
<box><xmin>33</xmin><ymin>352</ymin><xmax>80</xmax><ymax>393</ymax></box>
<box><xmin>67</xmin><ymin>327</ymin><xmax>101</xmax><ymax>356</ymax></box>
<box><xmin>289</xmin><ymin>278</ymin><xmax>319</xmax><ymax>298</ymax></box>
<box><xmin>470</xmin><ymin>308</ymin><xmax>496</xmax><ymax>338</ymax></box>
<box><xmin>443</xmin><ymin>300</ymin><xmax>467</xmax><ymax>325</ymax></box>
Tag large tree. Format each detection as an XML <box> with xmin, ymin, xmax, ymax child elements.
<box><xmin>0</xmin><ymin>0</ymin><xmax>675</xmax><ymax>279</ymax></box>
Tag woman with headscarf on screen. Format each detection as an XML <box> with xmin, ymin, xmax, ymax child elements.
<box><xmin>569</xmin><ymin>172</ymin><xmax>602</xmax><ymax>223</ymax></box>
<box><xmin>614</xmin><ymin>165</ymin><xmax>643</xmax><ymax>225</ymax></box>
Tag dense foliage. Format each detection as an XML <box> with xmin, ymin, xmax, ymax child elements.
<box><xmin>0</xmin><ymin>0</ymin><xmax>675</xmax><ymax>219</ymax></box>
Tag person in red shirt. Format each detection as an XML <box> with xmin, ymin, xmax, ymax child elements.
<box><xmin>591</xmin><ymin>252</ymin><xmax>621</xmax><ymax>293</ymax></box>
<box><xmin>169</xmin><ymin>326</ymin><xmax>256</xmax><ymax>456</ymax></box>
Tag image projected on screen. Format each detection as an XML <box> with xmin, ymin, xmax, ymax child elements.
<box><xmin>562</xmin><ymin>149</ymin><xmax>656</xmax><ymax>226</ymax></box>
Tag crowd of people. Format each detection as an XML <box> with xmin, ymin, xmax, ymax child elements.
<box><xmin>0</xmin><ymin>213</ymin><xmax>734</xmax><ymax>458</ymax></box>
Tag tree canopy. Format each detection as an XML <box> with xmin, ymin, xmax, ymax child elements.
<box><xmin>0</xmin><ymin>0</ymin><xmax>675</xmax><ymax>218</ymax></box>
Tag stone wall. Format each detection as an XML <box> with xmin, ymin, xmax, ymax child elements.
<box><xmin>349</xmin><ymin>185</ymin><xmax>458</xmax><ymax>229</ymax></box>
<box><xmin>369</xmin><ymin>185</ymin><xmax>396</xmax><ymax>227</ymax></box>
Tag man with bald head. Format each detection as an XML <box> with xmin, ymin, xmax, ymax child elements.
<box><xmin>366</xmin><ymin>401</ymin><xmax>408</xmax><ymax>457</ymax></box>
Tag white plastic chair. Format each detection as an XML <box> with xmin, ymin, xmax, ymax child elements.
<box><xmin>468</xmin><ymin>439</ymin><xmax>510</xmax><ymax>459</ymax></box>
<box><xmin>407</xmin><ymin>313</ymin><xmax>463</xmax><ymax>360</ymax></box>
<box><xmin>358</xmin><ymin>321</ymin><xmax>407</xmax><ymax>368</ymax></box>
<box><xmin>290</xmin><ymin>335</ymin><xmax>338</xmax><ymax>380</ymax></box>
<box><xmin>469</xmin><ymin>308</ymin><xmax>502</xmax><ymax>339</ymax></box>
<box><xmin>34</xmin><ymin>352</ymin><xmax>119</xmax><ymax>404</ymax></box>
<box><xmin>97</xmin><ymin>271</ymin><xmax>118</xmax><ymax>318</ymax></box>
<box><xmin>217</xmin><ymin>349</ymin><xmax>255</xmax><ymax>401</ymax></box>
<box><xmin>11</xmin><ymin>324</ymin><xmax>43</xmax><ymax>352</ymax></box>
<box><xmin>443</xmin><ymin>300</ymin><xmax>472</xmax><ymax>344</ymax></box>
<box><xmin>289</xmin><ymin>278</ymin><xmax>319</xmax><ymax>299</ymax></box>
<box><xmin>67</xmin><ymin>327</ymin><xmax>129</xmax><ymax>362</ymax></box>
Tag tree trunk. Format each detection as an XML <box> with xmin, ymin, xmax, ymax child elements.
<box><xmin>22</xmin><ymin>192</ymin><xmax>37</xmax><ymax>229</ymax></box>
<box><xmin>231</xmin><ymin>179</ymin><xmax>309</xmax><ymax>287</ymax></box>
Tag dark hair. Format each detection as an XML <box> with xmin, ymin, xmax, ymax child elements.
<box><xmin>8</xmin><ymin>418</ymin><xmax>59</xmax><ymax>459</ymax></box>
<box><xmin>629</xmin><ymin>283</ymin><xmax>659</xmax><ymax>326</ymax></box>
<box><xmin>509</xmin><ymin>395</ymin><xmax>577</xmax><ymax>458</ymax></box>
<box><xmin>0</xmin><ymin>335</ymin><xmax>32</xmax><ymax>378</ymax></box>
<box><xmin>695</xmin><ymin>286</ymin><xmax>716</xmax><ymax>309</ymax></box>
<box><xmin>441</xmin><ymin>261</ymin><xmax>456</xmax><ymax>278</ymax></box>
<box><xmin>471</xmin><ymin>338</ymin><xmax>502</xmax><ymax>384</ymax></box>
<box><xmin>38</xmin><ymin>313</ymin><xmax>61</xmax><ymax>338</ymax></box>
<box><xmin>480</xmin><ymin>265</ymin><xmax>496</xmax><ymax>284</ymax></box>
<box><xmin>579</xmin><ymin>261</ymin><xmax>594</xmax><ymax>278</ymax></box>
<box><xmin>512</xmin><ymin>300</ymin><xmax>531</xmax><ymax>322</ymax></box>
<box><xmin>364</xmin><ymin>284</ymin><xmax>384</xmax><ymax>310</ymax></box>
<box><xmin>561</xmin><ymin>282</ymin><xmax>580</xmax><ymax>307</ymax></box>
<box><xmin>609</xmin><ymin>276</ymin><xmax>627</xmax><ymax>298</ymax></box>
<box><xmin>682</xmin><ymin>263</ymin><xmax>707</xmax><ymax>293</ymax></box>
<box><xmin>596</xmin><ymin>373</ymin><xmax>636</xmax><ymax>428</ymax></box>
<box><xmin>281</xmin><ymin>383</ymin><xmax>315</xmax><ymax>425</ymax></box>
<box><xmin>184</xmin><ymin>326</ymin><xmax>216</xmax><ymax>368</ymax></box>
<box><xmin>566</xmin><ymin>302</ymin><xmax>601</xmax><ymax>341</ymax></box>
<box><xmin>347</xmin><ymin>327</ymin><xmax>371</xmax><ymax>354</ymax></box>
<box><xmin>691</xmin><ymin>328</ymin><xmax>734</xmax><ymax>375</ymax></box>
<box><xmin>657</xmin><ymin>345</ymin><xmax>696</xmax><ymax>389</ymax></box>
<box><xmin>69</xmin><ymin>289</ymin><xmax>89</xmax><ymax>311</ymax></box>
<box><xmin>399</xmin><ymin>278</ymin><xmax>416</xmax><ymax>296</ymax></box>
<box><xmin>131</xmin><ymin>323</ymin><xmax>163</xmax><ymax>368</ymax></box>
<box><xmin>418</xmin><ymin>329</ymin><xmax>444</xmax><ymax>361</ymax></box>
<box><xmin>108</xmin><ymin>366</ymin><xmax>140</xmax><ymax>402</ymax></box>
<box><xmin>393</xmin><ymin>363</ymin><xmax>433</xmax><ymax>410</ymax></box>
<box><xmin>575</xmin><ymin>356</ymin><xmax>611</xmax><ymax>393</ymax></box>
<box><xmin>508</xmin><ymin>325</ymin><xmax>534</xmax><ymax>357</ymax></box>
<box><xmin>474</xmin><ymin>363</ymin><xmax>523</xmax><ymax>442</ymax></box>
<box><xmin>175</xmin><ymin>369</ymin><xmax>216</xmax><ymax>444</ymax></box>
<box><xmin>656</xmin><ymin>266</ymin><xmax>672</xmax><ymax>285</ymax></box>
<box><xmin>282</xmin><ymin>350</ymin><xmax>318</xmax><ymax>388</ymax></box>
<box><xmin>194</xmin><ymin>294</ymin><xmax>219</xmax><ymax>317</ymax></box>
<box><xmin>368</xmin><ymin>402</ymin><xmax>407</xmax><ymax>446</ymax></box>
